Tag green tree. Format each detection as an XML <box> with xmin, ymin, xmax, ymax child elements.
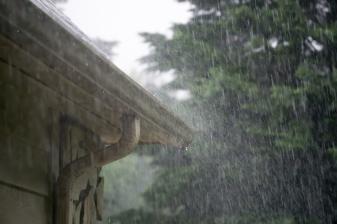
<box><xmin>110</xmin><ymin>0</ymin><xmax>337</xmax><ymax>223</ymax></box>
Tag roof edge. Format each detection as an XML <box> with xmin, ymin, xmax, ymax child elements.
<box><xmin>0</xmin><ymin>0</ymin><xmax>193</xmax><ymax>147</ymax></box>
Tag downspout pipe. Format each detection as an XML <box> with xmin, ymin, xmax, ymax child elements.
<box><xmin>56</xmin><ymin>114</ymin><xmax>140</xmax><ymax>224</ymax></box>
<box><xmin>95</xmin><ymin>114</ymin><xmax>140</xmax><ymax>166</ymax></box>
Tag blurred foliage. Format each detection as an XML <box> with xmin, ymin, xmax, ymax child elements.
<box><xmin>91</xmin><ymin>38</ymin><xmax>118</xmax><ymax>58</ymax></box>
<box><xmin>108</xmin><ymin>0</ymin><xmax>337</xmax><ymax>223</ymax></box>
<box><xmin>102</xmin><ymin>154</ymin><xmax>156</xmax><ymax>216</ymax></box>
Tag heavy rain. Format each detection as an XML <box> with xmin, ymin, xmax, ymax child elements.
<box><xmin>1</xmin><ymin>0</ymin><xmax>337</xmax><ymax>224</ymax></box>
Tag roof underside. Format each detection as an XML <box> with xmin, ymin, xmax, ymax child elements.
<box><xmin>0</xmin><ymin>0</ymin><xmax>192</xmax><ymax>147</ymax></box>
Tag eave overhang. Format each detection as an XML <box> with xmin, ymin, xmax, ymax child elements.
<box><xmin>0</xmin><ymin>0</ymin><xmax>193</xmax><ymax>150</ymax></box>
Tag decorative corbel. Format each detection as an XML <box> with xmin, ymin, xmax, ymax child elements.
<box><xmin>56</xmin><ymin>114</ymin><xmax>140</xmax><ymax>224</ymax></box>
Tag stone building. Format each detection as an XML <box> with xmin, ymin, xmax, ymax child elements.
<box><xmin>0</xmin><ymin>0</ymin><xmax>192</xmax><ymax>223</ymax></box>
